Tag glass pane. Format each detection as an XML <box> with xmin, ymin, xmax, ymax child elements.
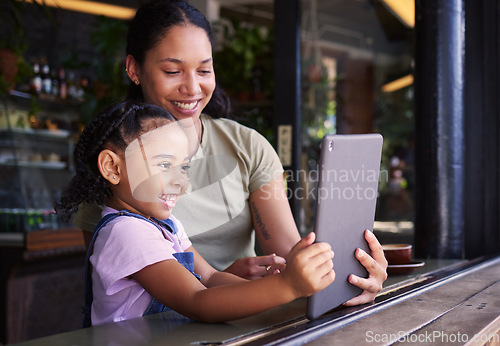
<box><xmin>299</xmin><ymin>0</ymin><xmax>415</xmax><ymax>251</ymax></box>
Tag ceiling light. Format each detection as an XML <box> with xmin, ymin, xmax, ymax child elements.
<box><xmin>380</xmin><ymin>0</ymin><xmax>415</xmax><ymax>28</ymax></box>
<box><xmin>23</xmin><ymin>0</ymin><xmax>136</xmax><ymax>20</ymax></box>
<box><xmin>382</xmin><ymin>74</ymin><xmax>414</xmax><ymax>93</ymax></box>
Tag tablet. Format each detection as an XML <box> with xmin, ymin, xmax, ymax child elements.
<box><xmin>306</xmin><ymin>133</ymin><xmax>383</xmax><ymax>319</ymax></box>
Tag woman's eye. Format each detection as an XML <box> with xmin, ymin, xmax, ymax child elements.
<box><xmin>164</xmin><ymin>71</ymin><xmax>179</xmax><ymax>75</ymax></box>
<box><xmin>181</xmin><ymin>164</ymin><xmax>191</xmax><ymax>173</ymax></box>
<box><xmin>199</xmin><ymin>70</ymin><xmax>212</xmax><ymax>75</ymax></box>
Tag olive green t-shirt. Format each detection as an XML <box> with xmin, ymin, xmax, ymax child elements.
<box><xmin>73</xmin><ymin>115</ymin><xmax>284</xmax><ymax>270</ymax></box>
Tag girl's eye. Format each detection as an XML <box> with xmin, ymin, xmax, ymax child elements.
<box><xmin>158</xmin><ymin>162</ymin><xmax>172</xmax><ymax>170</ymax></box>
<box><xmin>164</xmin><ymin>71</ymin><xmax>179</xmax><ymax>75</ymax></box>
<box><xmin>157</xmin><ymin>162</ymin><xmax>189</xmax><ymax>172</ymax></box>
<box><xmin>199</xmin><ymin>70</ymin><xmax>211</xmax><ymax>75</ymax></box>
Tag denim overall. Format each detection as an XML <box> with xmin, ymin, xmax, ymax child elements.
<box><xmin>83</xmin><ymin>210</ymin><xmax>198</xmax><ymax>328</ymax></box>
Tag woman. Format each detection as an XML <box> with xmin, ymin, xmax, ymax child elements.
<box><xmin>73</xmin><ymin>0</ymin><xmax>386</xmax><ymax>305</ymax></box>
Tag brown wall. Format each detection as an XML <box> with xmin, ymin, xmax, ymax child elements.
<box><xmin>336</xmin><ymin>58</ymin><xmax>374</xmax><ymax>134</ymax></box>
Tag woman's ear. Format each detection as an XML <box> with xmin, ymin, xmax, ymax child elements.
<box><xmin>98</xmin><ymin>149</ymin><xmax>122</xmax><ymax>185</ymax></box>
<box><xmin>126</xmin><ymin>55</ymin><xmax>140</xmax><ymax>83</ymax></box>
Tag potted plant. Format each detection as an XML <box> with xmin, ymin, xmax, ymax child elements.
<box><xmin>0</xmin><ymin>0</ymin><xmax>52</xmax><ymax>96</ymax></box>
<box><xmin>0</xmin><ymin>0</ymin><xmax>28</xmax><ymax>95</ymax></box>
<box><xmin>213</xmin><ymin>19</ymin><xmax>274</xmax><ymax>102</ymax></box>
<box><xmin>77</xmin><ymin>15</ymin><xmax>129</xmax><ymax>125</ymax></box>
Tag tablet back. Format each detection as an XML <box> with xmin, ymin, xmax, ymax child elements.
<box><xmin>306</xmin><ymin>134</ymin><xmax>383</xmax><ymax>320</ymax></box>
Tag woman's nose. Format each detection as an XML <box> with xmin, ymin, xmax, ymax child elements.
<box><xmin>179</xmin><ymin>73</ymin><xmax>201</xmax><ymax>96</ymax></box>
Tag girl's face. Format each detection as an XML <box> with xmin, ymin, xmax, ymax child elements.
<box><xmin>120</xmin><ymin>122</ymin><xmax>190</xmax><ymax>220</ymax></box>
<box><xmin>137</xmin><ymin>24</ymin><xmax>216</xmax><ymax>123</ymax></box>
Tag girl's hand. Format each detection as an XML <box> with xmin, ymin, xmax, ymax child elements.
<box><xmin>281</xmin><ymin>232</ymin><xmax>335</xmax><ymax>298</ymax></box>
<box><xmin>223</xmin><ymin>254</ymin><xmax>286</xmax><ymax>280</ymax></box>
<box><xmin>344</xmin><ymin>230</ymin><xmax>388</xmax><ymax>306</ymax></box>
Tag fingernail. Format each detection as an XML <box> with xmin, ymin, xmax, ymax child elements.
<box><xmin>273</xmin><ymin>269</ymin><xmax>281</xmax><ymax>274</ymax></box>
<box><xmin>357</xmin><ymin>249</ymin><xmax>366</xmax><ymax>258</ymax></box>
<box><xmin>350</xmin><ymin>275</ymin><xmax>358</xmax><ymax>284</ymax></box>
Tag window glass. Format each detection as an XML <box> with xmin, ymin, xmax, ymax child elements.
<box><xmin>299</xmin><ymin>0</ymin><xmax>415</xmax><ymax>256</ymax></box>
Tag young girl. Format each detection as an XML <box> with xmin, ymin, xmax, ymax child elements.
<box><xmin>56</xmin><ymin>101</ymin><xmax>335</xmax><ymax>326</ymax></box>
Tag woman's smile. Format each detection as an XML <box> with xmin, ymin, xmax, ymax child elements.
<box><xmin>171</xmin><ymin>99</ymin><xmax>201</xmax><ymax>113</ymax></box>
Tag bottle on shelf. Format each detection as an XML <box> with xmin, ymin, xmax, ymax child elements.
<box><xmin>42</xmin><ymin>64</ymin><xmax>52</xmax><ymax>95</ymax></box>
<box><xmin>31</xmin><ymin>63</ymin><xmax>42</xmax><ymax>94</ymax></box>
<box><xmin>51</xmin><ymin>67</ymin><xmax>59</xmax><ymax>98</ymax></box>
<box><xmin>67</xmin><ymin>71</ymin><xmax>77</xmax><ymax>100</ymax></box>
<box><xmin>77</xmin><ymin>75</ymin><xmax>88</xmax><ymax>101</ymax></box>
<box><xmin>58</xmin><ymin>67</ymin><xmax>68</xmax><ymax>100</ymax></box>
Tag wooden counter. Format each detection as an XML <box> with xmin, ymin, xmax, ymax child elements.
<box><xmin>8</xmin><ymin>256</ymin><xmax>500</xmax><ymax>346</ymax></box>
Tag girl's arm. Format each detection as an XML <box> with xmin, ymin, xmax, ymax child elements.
<box><xmin>132</xmin><ymin>233</ymin><xmax>334</xmax><ymax>322</ymax></box>
<box><xmin>228</xmin><ymin>175</ymin><xmax>388</xmax><ymax>305</ymax></box>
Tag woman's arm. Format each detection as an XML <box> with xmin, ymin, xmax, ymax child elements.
<box><xmin>250</xmin><ymin>174</ymin><xmax>301</xmax><ymax>256</ymax></box>
<box><xmin>223</xmin><ymin>174</ymin><xmax>300</xmax><ymax>279</ymax></box>
<box><xmin>132</xmin><ymin>233</ymin><xmax>335</xmax><ymax>322</ymax></box>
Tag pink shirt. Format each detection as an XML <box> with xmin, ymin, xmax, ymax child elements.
<box><xmin>90</xmin><ymin>207</ymin><xmax>192</xmax><ymax>325</ymax></box>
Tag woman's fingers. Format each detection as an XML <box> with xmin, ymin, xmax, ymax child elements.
<box><xmin>344</xmin><ymin>240</ymin><xmax>388</xmax><ymax>306</ymax></box>
<box><xmin>364</xmin><ymin>230</ymin><xmax>389</xmax><ymax>269</ymax></box>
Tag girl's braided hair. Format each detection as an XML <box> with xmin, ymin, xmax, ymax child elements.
<box><xmin>125</xmin><ymin>0</ymin><xmax>233</xmax><ymax>118</ymax></box>
<box><xmin>55</xmin><ymin>101</ymin><xmax>176</xmax><ymax>222</ymax></box>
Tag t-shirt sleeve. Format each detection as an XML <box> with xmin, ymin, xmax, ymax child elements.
<box><xmin>91</xmin><ymin>218</ymin><xmax>180</xmax><ymax>295</ymax></box>
<box><xmin>247</xmin><ymin>129</ymin><xmax>284</xmax><ymax>193</ymax></box>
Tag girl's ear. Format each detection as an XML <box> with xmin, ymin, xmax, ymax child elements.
<box><xmin>98</xmin><ymin>149</ymin><xmax>122</xmax><ymax>185</ymax></box>
<box><xmin>126</xmin><ymin>55</ymin><xmax>140</xmax><ymax>83</ymax></box>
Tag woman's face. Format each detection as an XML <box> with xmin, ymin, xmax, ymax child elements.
<box><xmin>137</xmin><ymin>24</ymin><xmax>216</xmax><ymax>123</ymax></box>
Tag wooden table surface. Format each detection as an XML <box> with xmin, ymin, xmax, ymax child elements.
<box><xmin>10</xmin><ymin>256</ymin><xmax>500</xmax><ymax>346</ymax></box>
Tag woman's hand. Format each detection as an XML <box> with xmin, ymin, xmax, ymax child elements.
<box><xmin>344</xmin><ymin>230</ymin><xmax>388</xmax><ymax>306</ymax></box>
<box><xmin>223</xmin><ymin>254</ymin><xmax>286</xmax><ymax>280</ymax></box>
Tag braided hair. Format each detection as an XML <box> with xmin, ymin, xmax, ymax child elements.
<box><xmin>55</xmin><ymin>102</ymin><xmax>176</xmax><ymax>222</ymax></box>
<box><xmin>125</xmin><ymin>0</ymin><xmax>233</xmax><ymax>118</ymax></box>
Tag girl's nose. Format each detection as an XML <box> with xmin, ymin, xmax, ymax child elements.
<box><xmin>164</xmin><ymin>166</ymin><xmax>188</xmax><ymax>188</ymax></box>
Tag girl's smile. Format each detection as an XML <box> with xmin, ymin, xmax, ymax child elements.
<box><xmin>158</xmin><ymin>193</ymin><xmax>181</xmax><ymax>209</ymax></box>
